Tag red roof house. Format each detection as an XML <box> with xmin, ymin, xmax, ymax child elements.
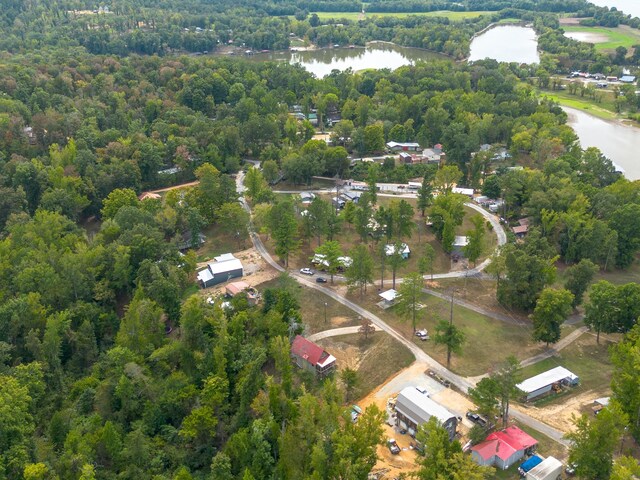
<box><xmin>291</xmin><ymin>335</ymin><xmax>336</xmax><ymax>377</ymax></box>
<box><xmin>470</xmin><ymin>426</ymin><xmax>538</xmax><ymax>470</ymax></box>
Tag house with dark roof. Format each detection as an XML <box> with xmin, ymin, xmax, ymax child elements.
<box><xmin>471</xmin><ymin>426</ymin><xmax>538</xmax><ymax>470</ymax></box>
<box><xmin>290</xmin><ymin>335</ymin><xmax>336</xmax><ymax>378</ymax></box>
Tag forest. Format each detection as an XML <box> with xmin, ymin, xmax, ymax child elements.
<box><xmin>2</xmin><ymin>0</ymin><xmax>640</xmax><ymax>478</ymax></box>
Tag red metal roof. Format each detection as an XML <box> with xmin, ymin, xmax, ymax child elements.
<box><xmin>471</xmin><ymin>426</ymin><xmax>537</xmax><ymax>461</ymax></box>
<box><xmin>291</xmin><ymin>335</ymin><xmax>327</xmax><ymax>366</ymax></box>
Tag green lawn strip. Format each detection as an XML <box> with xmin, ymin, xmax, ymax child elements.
<box><xmin>540</xmin><ymin>90</ymin><xmax>618</xmax><ymax>121</ymax></box>
<box><xmin>317</xmin><ymin>332</ymin><xmax>414</xmax><ymax>400</ymax></box>
<box><xmin>352</xmin><ymin>290</ymin><xmax>542</xmax><ymax>377</ymax></box>
<box><xmin>516</xmin><ymin>332</ymin><xmax>613</xmax><ymax>406</ymax></box>
<box><xmin>312</xmin><ymin>10</ymin><xmax>489</xmax><ymax>21</ymax></box>
<box><xmin>259</xmin><ymin>277</ymin><xmax>360</xmax><ymax>334</ymax></box>
<box><xmin>196</xmin><ymin>224</ymin><xmax>251</xmax><ymax>262</ymax></box>
<box><xmin>562</xmin><ymin>25</ymin><xmax>640</xmax><ymax>51</ymax></box>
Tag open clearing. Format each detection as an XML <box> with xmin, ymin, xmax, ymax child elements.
<box><xmin>316</xmin><ymin>332</ymin><xmax>414</xmax><ymax>399</ymax></box>
<box><xmin>515</xmin><ymin>332</ymin><xmax>615</xmax><ymax>432</ymax></box>
<box><xmin>562</xmin><ymin>25</ymin><xmax>640</xmax><ymax>52</ymax></box>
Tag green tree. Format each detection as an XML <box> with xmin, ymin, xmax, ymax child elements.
<box><xmin>414</xmin><ymin>417</ymin><xmax>494</xmax><ymax>480</ymax></box>
<box><xmin>217</xmin><ymin>202</ymin><xmax>250</xmax><ymax>247</ymax></box>
<box><xmin>387</xmin><ymin>242</ymin><xmax>407</xmax><ymax>289</ymax></box>
<box><xmin>566</xmin><ymin>404</ymin><xmax>627</xmax><ymax>480</ymax></box>
<box><xmin>416</xmin><ymin>176</ymin><xmax>433</xmax><ymax>217</ymax></box>
<box><xmin>115</xmin><ymin>289</ymin><xmax>165</xmax><ymax>356</ymax></box>
<box><xmin>262</xmin><ymin>160</ymin><xmax>279</xmax><ymax>185</ymax></box>
<box><xmin>391</xmin><ymin>199</ymin><xmax>415</xmax><ymax>240</ymax></box>
<box><xmin>363</xmin><ymin>123</ymin><xmax>384</xmax><ymax>153</ymax></box>
<box><xmin>269</xmin><ymin>200</ymin><xmax>299</xmax><ymax>268</ymax></box>
<box><xmin>245</xmin><ymin>166</ymin><xmax>267</xmax><ymax>200</ymax></box>
<box><xmin>564</xmin><ymin>259</ymin><xmax>598</xmax><ymax>308</ymax></box>
<box><xmin>345</xmin><ymin>244</ymin><xmax>374</xmax><ymax>297</ymax></box>
<box><xmin>463</xmin><ymin>215</ymin><xmax>485</xmax><ymax>266</ymax></box>
<box><xmin>396</xmin><ymin>272</ymin><xmax>424</xmax><ymax>332</ymax></box>
<box><xmin>481</xmin><ymin>175</ymin><xmax>501</xmax><ymax>199</ymax></box>
<box><xmin>340</xmin><ymin>368</ymin><xmax>358</xmax><ymax>402</ymax></box>
<box><xmin>314</xmin><ymin>240</ymin><xmax>343</xmax><ymax>284</ymax></box>
<box><xmin>469</xmin><ymin>356</ymin><xmax>520</xmax><ymax>427</ymax></box>
<box><xmin>611</xmin><ymin>324</ymin><xmax>640</xmax><ymax>438</ymax></box>
<box><xmin>419</xmin><ymin>245</ymin><xmax>437</xmax><ymax>281</ymax></box>
<box><xmin>584</xmin><ymin>280</ymin><xmax>620</xmax><ymax>344</ymax></box>
<box><xmin>434</xmin><ymin>165</ymin><xmax>463</xmax><ymax>193</ymax></box>
<box><xmin>531</xmin><ymin>288</ymin><xmax>574</xmax><ymax>346</ymax></box>
<box><xmin>0</xmin><ymin>375</ymin><xmax>34</xmax><ymax>479</ymax></box>
<box><xmin>366</xmin><ymin>163</ymin><xmax>379</xmax><ymax>204</ymax></box>
<box><xmin>101</xmin><ymin>188</ymin><xmax>139</xmax><ymax>220</ymax></box>
<box><xmin>612</xmin><ymin>456</ymin><xmax>640</xmax><ymax>480</ymax></box>
<box><xmin>610</xmin><ymin>203</ymin><xmax>640</xmax><ymax>268</ymax></box>
<box><xmin>433</xmin><ymin>317</ymin><xmax>465</xmax><ymax>369</ymax></box>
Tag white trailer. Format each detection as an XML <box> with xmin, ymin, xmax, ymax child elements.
<box><xmin>526</xmin><ymin>456</ymin><xmax>563</xmax><ymax>480</ymax></box>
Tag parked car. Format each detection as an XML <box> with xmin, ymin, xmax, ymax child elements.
<box><xmin>466</xmin><ymin>411</ymin><xmax>488</xmax><ymax>427</ymax></box>
<box><xmin>387</xmin><ymin>439</ymin><xmax>400</xmax><ymax>455</ymax></box>
<box><xmin>299</xmin><ymin>268</ymin><xmax>314</xmax><ymax>275</ymax></box>
<box><xmin>415</xmin><ymin>329</ymin><xmax>429</xmax><ymax>341</ymax></box>
<box><xmin>316</xmin><ymin>277</ymin><xmax>327</xmax><ymax>283</ymax></box>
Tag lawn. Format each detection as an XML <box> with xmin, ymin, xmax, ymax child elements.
<box><xmin>195</xmin><ymin>224</ymin><xmax>251</xmax><ymax>262</ymax></box>
<box><xmin>259</xmin><ymin>277</ymin><xmax>360</xmax><ymax>334</ymax></box>
<box><xmin>563</xmin><ymin>25</ymin><xmax>640</xmax><ymax>52</ymax></box>
<box><xmin>317</xmin><ymin>332</ymin><xmax>414</xmax><ymax>400</ymax></box>
<box><xmin>516</xmin><ymin>332</ymin><xmax>614</xmax><ymax>406</ymax></box>
<box><xmin>539</xmin><ymin>89</ymin><xmax>618</xmax><ymax>121</ymax></box>
<box><xmin>311</xmin><ymin>10</ymin><xmax>489</xmax><ymax>21</ymax></box>
<box><xmin>269</xmin><ymin>193</ymin><xmax>499</xmax><ymax>279</ymax></box>
<box><xmin>349</xmin><ymin>288</ymin><xmax>545</xmax><ymax>377</ymax></box>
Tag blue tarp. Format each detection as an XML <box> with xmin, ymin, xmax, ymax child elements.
<box><xmin>520</xmin><ymin>455</ymin><xmax>543</xmax><ymax>473</ymax></box>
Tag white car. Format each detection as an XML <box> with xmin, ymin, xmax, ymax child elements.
<box><xmin>299</xmin><ymin>268</ymin><xmax>314</xmax><ymax>275</ymax></box>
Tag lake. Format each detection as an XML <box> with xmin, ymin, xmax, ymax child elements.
<box><xmin>246</xmin><ymin>43</ymin><xmax>449</xmax><ymax>77</ymax></box>
<box><xmin>468</xmin><ymin>25</ymin><xmax>540</xmax><ymax>64</ymax></box>
<box><xmin>589</xmin><ymin>0</ymin><xmax>640</xmax><ymax>18</ymax></box>
<box><xmin>563</xmin><ymin>106</ymin><xmax>640</xmax><ymax>180</ymax></box>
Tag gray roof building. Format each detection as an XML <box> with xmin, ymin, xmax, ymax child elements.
<box><xmin>395</xmin><ymin>386</ymin><xmax>458</xmax><ymax>440</ymax></box>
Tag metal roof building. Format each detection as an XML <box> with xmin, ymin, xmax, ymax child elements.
<box><xmin>395</xmin><ymin>386</ymin><xmax>458</xmax><ymax>440</ymax></box>
<box><xmin>516</xmin><ymin>366</ymin><xmax>579</xmax><ymax>401</ymax></box>
<box><xmin>197</xmin><ymin>254</ymin><xmax>244</xmax><ymax>288</ymax></box>
<box><xmin>526</xmin><ymin>456</ymin><xmax>563</xmax><ymax>480</ymax></box>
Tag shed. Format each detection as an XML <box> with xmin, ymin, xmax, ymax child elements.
<box><xmin>512</xmin><ymin>225</ymin><xmax>529</xmax><ymax>237</ymax></box>
<box><xmin>394</xmin><ymin>386</ymin><xmax>458</xmax><ymax>440</ymax></box>
<box><xmin>379</xmin><ymin>289</ymin><xmax>399</xmax><ymax>305</ymax></box>
<box><xmin>452</xmin><ymin>187</ymin><xmax>474</xmax><ymax>197</ymax></box>
<box><xmin>399</xmin><ymin>151</ymin><xmax>413</xmax><ymax>164</ymax></box>
<box><xmin>516</xmin><ymin>366</ymin><xmax>579</xmax><ymax>401</ymax></box>
<box><xmin>290</xmin><ymin>335</ymin><xmax>336</xmax><ymax>377</ymax></box>
<box><xmin>620</xmin><ymin>75</ymin><xmax>636</xmax><ymax>83</ymax></box>
<box><xmin>526</xmin><ymin>456</ymin><xmax>563</xmax><ymax>480</ymax></box>
<box><xmin>386</xmin><ymin>141</ymin><xmax>421</xmax><ymax>152</ymax></box>
<box><xmin>197</xmin><ymin>254</ymin><xmax>244</xmax><ymax>288</ymax></box>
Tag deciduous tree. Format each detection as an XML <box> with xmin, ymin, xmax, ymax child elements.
<box><xmin>531</xmin><ymin>288</ymin><xmax>574</xmax><ymax>346</ymax></box>
<box><xmin>396</xmin><ymin>272</ymin><xmax>424</xmax><ymax>332</ymax></box>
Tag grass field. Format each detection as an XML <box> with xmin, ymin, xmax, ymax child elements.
<box><xmin>539</xmin><ymin>90</ymin><xmax>618</xmax><ymax>121</ymax></box>
<box><xmin>517</xmin><ymin>332</ymin><xmax>614</xmax><ymax>405</ymax></box>
<box><xmin>563</xmin><ymin>25</ymin><xmax>640</xmax><ymax>52</ymax></box>
<box><xmin>196</xmin><ymin>224</ymin><xmax>251</xmax><ymax>262</ymax></box>
<box><xmin>259</xmin><ymin>277</ymin><xmax>360</xmax><ymax>334</ymax></box>
<box><xmin>350</xmin><ymin>288</ymin><xmax>549</xmax><ymax>377</ymax></box>
<box><xmin>311</xmin><ymin>10</ymin><xmax>489</xmax><ymax>21</ymax></box>
<box><xmin>317</xmin><ymin>332</ymin><xmax>414</xmax><ymax>400</ymax></box>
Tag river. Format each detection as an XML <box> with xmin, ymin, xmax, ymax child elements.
<box><xmin>563</xmin><ymin>106</ymin><xmax>640</xmax><ymax>179</ymax></box>
<box><xmin>246</xmin><ymin>43</ymin><xmax>448</xmax><ymax>77</ymax></box>
<box><xmin>468</xmin><ymin>25</ymin><xmax>540</xmax><ymax>64</ymax></box>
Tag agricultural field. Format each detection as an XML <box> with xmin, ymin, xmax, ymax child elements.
<box><xmin>563</xmin><ymin>25</ymin><xmax>640</xmax><ymax>52</ymax></box>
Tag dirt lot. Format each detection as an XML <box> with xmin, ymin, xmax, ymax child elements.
<box><xmin>198</xmin><ymin>247</ymin><xmax>279</xmax><ymax>298</ymax></box>
<box><xmin>357</xmin><ymin>363</ymin><xmax>477</xmax><ymax>479</ymax></box>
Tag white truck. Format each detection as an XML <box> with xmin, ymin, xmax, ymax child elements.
<box><xmin>526</xmin><ymin>456</ymin><xmax>563</xmax><ymax>480</ymax></box>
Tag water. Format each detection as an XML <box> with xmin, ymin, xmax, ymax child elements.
<box><xmin>468</xmin><ymin>25</ymin><xmax>540</xmax><ymax>64</ymax></box>
<box><xmin>589</xmin><ymin>0</ymin><xmax>640</xmax><ymax>18</ymax></box>
<box><xmin>245</xmin><ymin>43</ymin><xmax>448</xmax><ymax>77</ymax></box>
<box><xmin>563</xmin><ymin>106</ymin><xmax>640</xmax><ymax>179</ymax></box>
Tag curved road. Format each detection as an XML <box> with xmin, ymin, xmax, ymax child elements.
<box><xmin>239</xmin><ymin>172</ymin><xmax>570</xmax><ymax>447</ymax></box>
<box><xmin>307</xmin><ymin>325</ymin><xmax>383</xmax><ymax>342</ymax></box>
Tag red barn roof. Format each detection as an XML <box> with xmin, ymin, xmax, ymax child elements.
<box><xmin>291</xmin><ymin>335</ymin><xmax>329</xmax><ymax>366</ymax></box>
<box><xmin>471</xmin><ymin>426</ymin><xmax>537</xmax><ymax>461</ymax></box>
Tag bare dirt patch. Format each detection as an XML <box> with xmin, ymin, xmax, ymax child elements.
<box><xmin>519</xmin><ymin>388</ymin><xmax>611</xmax><ymax>433</ymax></box>
<box><xmin>559</xmin><ymin>17</ymin><xmax>583</xmax><ymax>25</ymax></box>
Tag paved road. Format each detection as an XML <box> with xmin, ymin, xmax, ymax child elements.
<box><xmin>240</xmin><ymin>173</ymin><xmax>570</xmax><ymax>447</ymax></box>
<box><xmin>307</xmin><ymin>325</ymin><xmax>383</xmax><ymax>342</ymax></box>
